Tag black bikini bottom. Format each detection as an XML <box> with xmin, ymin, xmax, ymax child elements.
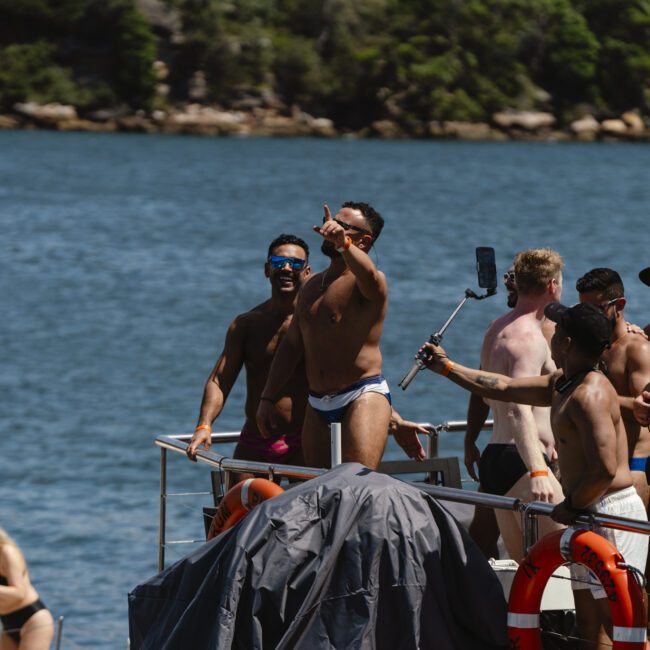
<box><xmin>1</xmin><ymin>599</ymin><xmax>47</xmax><ymax>644</ymax></box>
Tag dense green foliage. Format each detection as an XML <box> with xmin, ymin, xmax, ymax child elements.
<box><xmin>0</xmin><ymin>0</ymin><xmax>156</xmax><ymax>111</ymax></box>
<box><xmin>1</xmin><ymin>0</ymin><xmax>649</xmax><ymax>130</ymax></box>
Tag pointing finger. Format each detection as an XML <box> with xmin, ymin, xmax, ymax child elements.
<box><xmin>323</xmin><ymin>204</ymin><xmax>332</xmax><ymax>222</ymax></box>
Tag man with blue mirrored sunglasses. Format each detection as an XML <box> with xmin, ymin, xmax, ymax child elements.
<box><xmin>187</xmin><ymin>234</ymin><xmax>311</xmax><ymax>484</ymax></box>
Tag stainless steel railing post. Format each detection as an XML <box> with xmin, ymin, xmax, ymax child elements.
<box><xmin>523</xmin><ymin>504</ymin><xmax>539</xmax><ymax>553</ymax></box>
<box><xmin>158</xmin><ymin>447</ymin><xmax>167</xmax><ymax>572</ymax></box>
<box><xmin>54</xmin><ymin>616</ymin><xmax>64</xmax><ymax>650</ymax></box>
<box><xmin>330</xmin><ymin>422</ymin><xmax>342</xmax><ymax>466</ymax></box>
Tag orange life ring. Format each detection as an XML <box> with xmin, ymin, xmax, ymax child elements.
<box><xmin>507</xmin><ymin>527</ymin><xmax>646</xmax><ymax>649</ymax></box>
<box><xmin>207</xmin><ymin>478</ymin><xmax>284</xmax><ymax>540</ymax></box>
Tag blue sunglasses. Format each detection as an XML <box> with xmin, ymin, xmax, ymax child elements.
<box><xmin>268</xmin><ymin>255</ymin><xmax>306</xmax><ymax>271</ymax></box>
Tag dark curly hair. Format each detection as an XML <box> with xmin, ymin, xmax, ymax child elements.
<box><xmin>267</xmin><ymin>234</ymin><xmax>309</xmax><ymax>259</ymax></box>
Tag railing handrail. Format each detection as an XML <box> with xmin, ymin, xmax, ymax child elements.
<box><xmin>156</xmin><ymin>434</ymin><xmax>326</xmax><ymax>481</ymax></box>
<box><xmin>158</xmin><ymin>420</ymin><xmax>494</xmax><ymax>444</ymax></box>
<box><xmin>155</xmin><ymin>419</ymin><xmax>650</xmax><ymax>573</ymax></box>
<box><xmin>417</xmin><ymin>483</ymin><xmax>650</xmax><ymax>536</ymax></box>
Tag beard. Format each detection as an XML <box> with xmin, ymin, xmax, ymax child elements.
<box><xmin>507</xmin><ymin>291</ymin><xmax>517</xmax><ymax>309</ymax></box>
<box><xmin>321</xmin><ymin>240</ymin><xmax>337</xmax><ymax>258</ymax></box>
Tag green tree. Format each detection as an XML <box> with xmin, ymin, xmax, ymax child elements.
<box><xmin>113</xmin><ymin>2</ymin><xmax>158</xmax><ymax>108</ymax></box>
<box><xmin>575</xmin><ymin>0</ymin><xmax>650</xmax><ymax>110</ymax></box>
<box><xmin>0</xmin><ymin>0</ymin><xmax>87</xmax><ymax>44</ymax></box>
<box><xmin>518</xmin><ymin>0</ymin><xmax>599</xmax><ymax>109</ymax></box>
<box><xmin>0</xmin><ymin>41</ymin><xmax>80</xmax><ymax>110</ymax></box>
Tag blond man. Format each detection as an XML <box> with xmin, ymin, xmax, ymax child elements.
<box><xmin>467</xmin><ymin>248</ymin><xmax>565</xmax><ymax>561</ymax></box>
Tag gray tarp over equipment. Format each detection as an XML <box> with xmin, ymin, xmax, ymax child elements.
<box><xmin>128</xmin><ymin>463</ymin><xmax>508</xmax><ymax>649</ymax></box>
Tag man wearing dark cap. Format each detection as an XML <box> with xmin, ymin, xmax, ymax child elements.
<box><xmin>420</xmin><ymin>301</ymin><xmax>648</xmax><ymax>650</ymax></box>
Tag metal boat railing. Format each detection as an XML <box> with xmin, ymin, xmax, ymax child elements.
<box><xmin>155</xmin><ymin>420</ymin><xmax>650</xmax><ymax>573</ymax></box>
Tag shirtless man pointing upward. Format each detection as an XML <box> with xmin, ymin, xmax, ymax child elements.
<box><xmin>257</xmin><ymin>202</ymin><xmax>391</xmax><ymax>469</ymax></box>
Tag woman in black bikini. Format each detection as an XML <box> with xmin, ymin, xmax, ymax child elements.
<box><xmin>0</xmin><ymin>528</ymin><xmax>53</xmax><ymax>650</ymax></box>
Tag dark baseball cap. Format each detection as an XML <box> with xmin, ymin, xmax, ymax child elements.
<box><xmin>640</xmin><ymin>267</ymin><xmax>650</xmax><ymax>287</ymax></box>
<box><xmin>544</xmin><ymin>302</ymin><xmax>612</xmax><ymax>354</ymax></box>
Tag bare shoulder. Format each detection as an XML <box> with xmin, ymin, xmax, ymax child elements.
<box><xmin>0</xmin><ymin>543</ymin><xmax>23</xmax><ymax>570</ymax></box>
<box><xmin>296</xmin><ymin>273</ymin><xmax>322</xmax><ymax>306</ymax></box>
<box><xmin>571</xmin><ymin>371</ymin><xmax>617</xmax><ymax>413</ymax></box>
<box><xmin>623</xmin><ymin>333</ymin><xmax>650</xmax><ymax>359</ymax></box>
<box><xmin>483</xmin><ymin>311</ymin><xmax>515</xmax><ymax>344</ymax></box>
<box><xmin>496</xmin><ymin>316</ymin><xmax>547</xmax><ymax>356</ymax></box>
<box><xmin>230</xmin><ymin>300</ymin><xmax>272</xmax><ymax>331</ymax></box>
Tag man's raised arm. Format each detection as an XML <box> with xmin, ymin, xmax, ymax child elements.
<box><xmin>421</xmin><ymin>342</ymin><xmax>555</xmax><ymax>406</ymax></box>
<box><xmin>256</xmin><ymin>313</ymin><xmax>304</xmax><ymax>438</ymax></box>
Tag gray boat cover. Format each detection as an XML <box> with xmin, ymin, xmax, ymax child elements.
<box><xmin>129</xmin><ymin>463</ymin><xmax>508</xmax><ymax>649</ymax></box>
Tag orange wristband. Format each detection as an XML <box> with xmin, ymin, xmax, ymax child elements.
<box><xmin>441</xmin><ymin>360</ymin><xmax>454</xmax><ymax>377</ymax></box>
<box><xmin>529</xmin><ymin>469</ymin><xmax>548</xmax><ymax>478</ymax></box>
<box><xmin>195</xmin><ymin>424</ymin><xmax>212</xmax><ymax>433</ymax></box>
<box><xmin>336</xmin><ymin>236</ymin><xmax>352</xmax><ymax>253</ymax></box>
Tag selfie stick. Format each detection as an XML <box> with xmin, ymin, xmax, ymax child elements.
<box><xmin>398</xmin><ymin>286</ymin><xmax>496</xmax><ymax>390</ymax></box>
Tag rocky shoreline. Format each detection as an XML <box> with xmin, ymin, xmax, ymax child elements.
<box><xmin>2</xmin><ymin>102</ymin><xmax>650</xmax><ymax>142</ymax></box>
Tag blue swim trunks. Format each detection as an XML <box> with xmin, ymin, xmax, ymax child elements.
<box><xmin>629</xmin><ymin>456</ymin><xmax>649</xmax><ymax>473</ymax></box>
<box><xmin>308</xmin><ymin>374</ymin><xmax>392</xmax><ymax>425</ymax></box>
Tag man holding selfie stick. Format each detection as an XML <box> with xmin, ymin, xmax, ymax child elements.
<box><xmin>186</xmin><ymin>234</ymin><xmax>311</xmax><ymax>485</ymax></box>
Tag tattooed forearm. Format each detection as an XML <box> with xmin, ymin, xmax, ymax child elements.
<box><xmin>476</xmin><ymin>375</ymin><xmax>499</xmax><ymax>388</ymax></box>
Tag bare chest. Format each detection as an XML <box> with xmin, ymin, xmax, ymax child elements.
<box><xmin>303</xmin><ymin>278</ymin><xmax>362</xmax><ymax>329</ymax></box>
<box><xmin>243</xmin><ymin>315</ymin><xmax>291</xmax><ymax>368</ymax></box>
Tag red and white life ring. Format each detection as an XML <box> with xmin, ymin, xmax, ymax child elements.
<box><xmin>507</xmin><ymin>527</ymin><xmax>646</xmax><ymax>649</ymax></box>
<box><xmin>207</xmin><ymin>478</ymin><xmax>284</xmax><ymax>540</ymax></box>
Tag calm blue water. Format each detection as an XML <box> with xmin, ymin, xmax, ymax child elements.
<box><xmin>1</xmin><ymin>131</ymin><xmax>649</xmax><ymax>648</ymax></box>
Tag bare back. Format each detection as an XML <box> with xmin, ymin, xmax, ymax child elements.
<box><xmin>236</xmin><ymin>301</ymin><xmax>307</xmax><ymax>433</ymax></box>
<box><xmin>481</xmin><ymin>310</ymin><xmax>556</xmax><ymax>454</ymax></box>
<box><xmin>297</xmin><ymin>271</ymin><xmax>386</xmax><ymax>393</ymax></box>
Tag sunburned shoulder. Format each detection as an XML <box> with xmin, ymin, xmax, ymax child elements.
<box><xmin>489</xmin><ymin>311</ymin><xmax>541</xmax><ymax>337</ymax></box>
<box><xmin>491</xmin><ymin>317</ymin><xmax>547</xmax><ymax>353</ymax></box>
